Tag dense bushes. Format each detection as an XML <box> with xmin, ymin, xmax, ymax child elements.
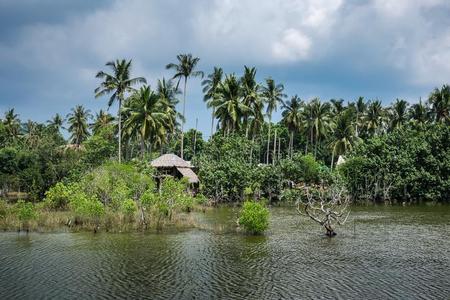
<box><xmin>238</xmin><ymin>201</ymin><xmax>269</xmax><ymax>234</ymax></box>
<box><xmin>340</xmin><ymin>123</ymin><xmax>450</xmax><ymax>203</ymax></box>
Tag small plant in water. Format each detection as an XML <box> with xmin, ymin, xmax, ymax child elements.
<box><xmin>16</xmin><ymin>200</ymin><xmax>37</xmax><ymax>231</ymax></box>
<box><xmin>238</xmin><ymin>200</ymin><xmax>269</xmax><ymax>235</ymax></box>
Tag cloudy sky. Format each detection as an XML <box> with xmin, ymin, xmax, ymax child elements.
<box><xmin>0</xmin><ymin>0</ymin><xmax>449</xmax><ymax>137</ymax></box>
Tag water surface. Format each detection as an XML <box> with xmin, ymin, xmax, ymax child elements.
<box><xmin>1</xmin><ymin>205</ymin><xmax>449</xmax><ymax>299</ymax></box>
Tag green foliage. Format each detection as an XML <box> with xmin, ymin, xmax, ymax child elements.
<box><xmin>238</xmin><ymin>201</ymin><xmax>269</xmax><ymax>234</ymax></box>
<box><xmin>121</xmin><ymin>199</ymin><xmax>137</xmax><ymax>216</ymax></box>
<box><xmin>0</xmin><ymin>199</ymin><xmax>7</xmax><ymax>218</ymax></box>
<box><xmin>280</xmin><ymin>154</ymin><xmax>323</xmax><ymax>184</ymax></box>
<box><xmin>69</xmin><ymin>192</ymin><xmax>104</xmax><ymax>219</ymax></box>
<box><xmin>16</xmin><ymin>200</ymin><xmax>37</xmax><ymax>222</ymax></box>
<box><xmin>340</xmin><ymin>123</ymin><xmax>450</xmax><ymax>203</ymax></box>
<box><xmin>82</xmin><ymin>126</ymin><xmax>116</xmax><ymax>167</ymax></box>
<box><xmin>43</xmin><ymin>182</ymin><xmax>77</xmax><ymax>209</ymax></box>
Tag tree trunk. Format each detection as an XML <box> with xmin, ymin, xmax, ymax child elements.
<box><xmin>266</xmin><ymin>118</ymin><xmax>271</xmax><ymax>164</ymax></box>
<box><xmin>118</xmin><ymin>97</ymin><xmax>122</xmax><ymax>163</ymax></box>
<box><xmin>273</xmin><ymin>128</ymin><xmax>277</xmax><ymax>165</ymax></box>
<box><xmin>278</xmin><ymin>134</ymin><xmax>281</xmax><ymax>161</ymax></box>
<box><xmin>210</xmin><ymin>107</ymin><xmax>215</xmax><ymax>138</ymax></box>
<box><xmin>330</xmin><ymin>150</ymin><xmax>335</xmax><ymax>170</ymax></box>
<box><xmin>140</xmin><ymin>135</ymin><xmax>145</xmax><ymax>158</ymax></box>
<box><xmin>289</xmin><ymin>131</ymin><xmax>294</xmax><ymax>159</ymax></box>
<box><xmin>250</xmin><ymin>134</ymin><xmax>255</xmax><ymax>163</ymax></box>
<box><xmin>181</xmin><ymin>77</ymin><xmax>187</xmax><ymax>159</ymax></box>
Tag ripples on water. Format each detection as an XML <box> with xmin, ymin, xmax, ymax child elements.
<box><xmin>0</xmin><ymin>206</ymin><xmax>449</xmax><ymax>299</ymax></box>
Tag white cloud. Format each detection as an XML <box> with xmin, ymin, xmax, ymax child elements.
<box><xmin>272</xmin><ymin>28</ymin><xmax>312</xmax><ymax>62</ymax></box>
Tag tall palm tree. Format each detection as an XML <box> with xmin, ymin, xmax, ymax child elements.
<box><xmin>389</xmin><ymin>99</ymin><xmax>409</xmax><ymax>130</ymax></box>
<box><xmin>329</xmin><ymin>110</ymin><xmax>359</xmax><ymax>169</ymax></box>
<box><xmin>166</xmin><ymin>54</ymin><xmax>204</xmax><ymax>159</ymax></box>
<box><xmin>409</xmin><ymin>98</ymin><xmax>428</xmax><ymax>124</ymax></box>
<box><xmin>95</xmin><ymin>59</ymin><xmax>146</xmax><ymax>162</ymax></box>
<box><xmin>281</xmin><ymin>95</ymin><xmax>304</xmax><ymax>158</ymax></box>
<box><xmin>3</xmin><ymin>109</ymin><xmax>21</xmax><ymax>140</ymax></box>
<box><xmin>91</xmin><ymin>110</ymin><xmax>114</xmax><ymax>135</ymax></box>
<box><xmin>330</xmin><ymin>98</ymin><xmax>345</xmax><ymax>116</ymax></box>
<box><xmin>240</xmin><ymin>66</ymin><xmax>261</xmax><ymax>138</ymax></box>
<box><xmin>355</xmin><ymin>96</ymin><xmax>368</xmax><ymax>137</ymax></box>
<box><xmin>67</xmin><ymin>105</ymin><xmax>91</xmax><ymax>145</ymax></box>
<box><xmin>157</xmin><ymin>78</ymin><xmax>181</xmax><ymax>133</ymax></box>
<box><xmin>428</xmin><ymin>84</ymin><xmax>450</xmax><ymax>123</ymax></box>
<box><xmin>214</xmin><ymin>74</ymin><xmax>249</xmax><ymax>135</ymax></box>
<box><xmin>365</xmin><ymin>100</ymin><xmax>384</xmax><ymax>137</ymax></box>
<box><xmin>261</xmin><ymin>78</ymin><xmax>286</xmax><ymax>164</ymax></box>
<box><xmin>47</xmin><ymin>113</ymin><xmax>65</xmax><ymax>133</ymax></box>
<box><xmin>309</xmin><ymin>98</ymin><xmax>331</xmax><ymax>158</ymax></box>
<box><xmin>202</xmin><ymin>67</ymin><xmax>223</xmax><ymax>137</ymax></box>
<box><xmin>123</xmin><ymin>86</ymin><xmax>170</xmax><ymax>156</ymax></box>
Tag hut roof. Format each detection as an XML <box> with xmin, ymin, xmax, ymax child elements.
<box><xmin>176</xmin><ymin>167</ymin><xmax>199</xmax><ymax>183</ymax></box>
<box><xmin>151</xmin><ymin>153</ymin><xmax>191</xmax><ymax>168</ymax></box>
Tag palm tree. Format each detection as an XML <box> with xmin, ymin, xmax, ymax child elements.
<box><xmin>309</xmin><ymin>98</ymin><xmax>331</xmax><ymax>158</ymax></box>
<box><xmin>166</xmin><ymin>54</ymin><xmax>204</xmax><ymax>159</ymax></box>
<box><xmin>3</xmin><ymin>109</ymin><xmax>21</xmax><ymax>140</ymax></box>
<box><xmin>214</xmin><ymin>74</ymin><xmax>249</xmax><ymax>135</ymax></box>
<box><xmin>355</xmin><ymin>96</ymin><xmax>368</xmax><ymax>137</ymax></box>
<box><xmin>67</xmin><ymin>105</ymin><xmax>91</xmax><ymax>145</ymax></box>
<box><xmin>47</xmin><ymin>113</ymin><xmax>65</xmax><ymax>133</ymax></box>
<box><xmin>261</xmin><ymin>78</ymin><xmax>286</xmax><ymax>164</ymax></box>
<box><xmin>428</xmin><ymin>85</ymin><xmax>450</xmax><ymax>123</ymax></box>
<box><xmin>123</xmin><ymin>86</ymin><xmax>170</xmax><ymax>156</ymax></box>
<box><xmin>281</xmin><ymin>95</ymin><xmax>304</xmax><ymax>158</ymax></box>
<box><xmin>202</xmin><ymin>67</ymin><xmax>223</xmax><ymax>137</ymax></box>
<box><xmin>365</xmin><ymin>100</ymin><xmax>384</xmax><ymax>136</ymax></box>
<box><xmin>91</xmin><ymin>110</ymin><xmax>114</xmax><ymax>135</ymax></box>
<box><xmin>330</xmin><ymin>98</ymin><xmax>345</xmax><ymax>116</ymax></box>
<box><xmin>409</xmin><ymin>98</ymin><xmax>428</xmax><ymax>124</ymax></box>
<box><xmin>329</xmin><ymin>110</ymin><xmax>359</xmax><ymax>169</ymax></box>
<box><xmin>240</xmin><ymin>66</ymin><xmax>261</xmax><ymax>138</ymax></box>
<box><xmin>95</xmin><ymin>59</ymin><xmax>146</xmax><ymax>162</ymax></box>
<box><xmin>389</xmin><ymin>99</ymin><xmax>409</xmax><ymax>130</ymax></box>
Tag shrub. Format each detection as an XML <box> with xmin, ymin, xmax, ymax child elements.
<box><xmin>69</xmin><ymin>192</ymin><xmax>104</xmax><ymax>219</ymax></box>
<box><xmin>43</xmin><ymin>182</ymin><xmax>76</xmax><ymax>209</ymax></box>
<box><xmin>0</xmin><ymin>199</ymin><xmax>7</xmax><ymax>218</ymax></box>
<box><xmin>16</xmin><ymin>200</ymin><xmax>37</xmax><ymax>226</ymax></box>
<box><xmin>238</xmin><ymin>201</ymin><xmax>269</xmax><ymax>234</ymax></box>
<box><xmin>121</xmin><ymin>199</ymin><xmax>137</xmax><ymax>216</ymax></box>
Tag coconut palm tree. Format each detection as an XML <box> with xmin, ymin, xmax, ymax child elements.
<box><xmin>309</xmin><ymin>98</ymin><xmax>331</xmax><ymax>158</ymax></box>
<box><xmin>3</xmin><ymin>109</ymin><xmax>21</xmax><ymax>140</ymax></box>
<box><xmin>409</xmin><ymin>98</ymin><xmax>428</xmax><ymax>124</ymax></box>
<box><xmin>261</xmin><ymin>78</ymin><xmax>286</xmax><ymax>164</ymax></box>
<box><xmin>281</xmin><ymin>95</ymin><xmax>304</xmax><ymax>158</ymax></box>
<box><xmin>389</xmin><ymin>99</ymin><xmax>409</xmax><ymax>131</ymax></box>
<box><xmin>123</xmin><ymin>86</ymin><xmax>170</xmax><ymax>156</ymax></box>
<box><xmin>240</xmin><ymin>66</ymin><xmax>261</xmax><ymax>138</ymax></box>
<box><xmin>166</xmin><ymin>54</ymin><xmax>204</xmax><ymax>159</ymax></box>
<box><xmin>365</xmin><ymin>100</ymin><xmax>384</xmax><ymax>136</ymax></box>
<box><xmin>214</xmin><ymin>74</ymin><xmax>249</xmax><ymax>135</ymax></box>
<box><xmin>202</xmin><ymin>67</ymin><xmax>223</xmax><ymax>137</ymax></box>
<box><xmin>157</xmin><ymin>78</ymin><xmax>181</xmax><ymax>133</ymax></box>
<box><xmin>95</xmin><ymin>59</ymin><xmax>146</xmax><ymax>162</ymax></box>
<box><xmin>428</xmin><ymin>84</ymin><xmax>450</xmax><ymax>123</ymax></box>
<box><xmin>330</xmin><ymin>98</ymin><xmax>345</xmax><ymax>116</ymax></box>
<box><xmin>355</xmin><ymin>96</ymin><xmax>368</xmax><ymax>137</ymax></box>
<box><xmin>47</xmin><ymin>113</ymin><xmax>65</xmax><ymax>133</ymax></box>
<box><xmin>91</xmin><ymin>110</ymin><xmax>114</xmax><ymax>135</ymax></box>
<box><xmin>67</xmin><ymin>105</ymin><xmax>91</xmax><ymax>145</ymax></box>
<box><xmin>329</xmin><ymin>110</ymin><xmax>359</xmax><ymax>169</ymax></box>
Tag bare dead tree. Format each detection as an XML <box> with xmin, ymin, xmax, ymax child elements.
<box><xmin>296</xmin><ymin>183</ymin><xmax>351</xmax><ymax>237</ymax></box>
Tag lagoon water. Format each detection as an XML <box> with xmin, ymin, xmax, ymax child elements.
<box><xmin>1</xmin><ymin>205</ymin><xmax>449</xmax><ymax>299</ymax></box>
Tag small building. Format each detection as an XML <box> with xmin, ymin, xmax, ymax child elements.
<box><xmin>151</xmin><ymin>154</ymin><xmax>199</xmax><ymax>187</ymax></box>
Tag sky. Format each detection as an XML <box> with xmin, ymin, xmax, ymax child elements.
<box><xmin>0</xmin><ymin>0</ymin><xmax>449</xmax><ymax>137</ymax></box>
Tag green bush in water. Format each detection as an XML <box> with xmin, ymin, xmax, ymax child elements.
<box><xmin>238</xmin><ymin>201</ymin><xmax>269</xmax><ymax>235</ymax></box>
<box><xmin>16</xmin><ymin>200</ymin><xmax>37</xmax><ymax>230</ymax></box>
<box><xmin>0</xmin><ymin>199</ymin><xmax>7</xmax><ymax>218</ymax></box>
<box><xmin>69</xmin><ymin>191</ymin><xmax>104</xmax><ymax>220</ymax></box>
<box><xmin>43</xmin><ymin>182</ymin><xmax>78</xmax><ymax>209</ymax></box>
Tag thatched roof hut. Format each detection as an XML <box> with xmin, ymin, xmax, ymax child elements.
<box><xmin>151</xmin><ymin>154</ymin><xmax>199</xmax><ymax>184</ymax></box>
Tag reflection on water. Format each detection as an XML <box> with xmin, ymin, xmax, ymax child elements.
<box><xmin>0</xmin><ymin>205</ymin><xmax>449</xmax><ymax>299</ymax></box>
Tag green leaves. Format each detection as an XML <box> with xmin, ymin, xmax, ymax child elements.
<box><xmin>238</xmin><ymin>201</ymin><xmax>269</xmax><ymax>235</ymax></box>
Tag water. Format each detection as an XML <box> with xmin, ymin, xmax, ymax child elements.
<box><xmin>1</xmin><ymin>205</ymin><xmax>449</xmax><ymax>299</ymax></box>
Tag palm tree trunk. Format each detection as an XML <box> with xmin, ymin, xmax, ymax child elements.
<box><xmin>140</xmin><ymin>135</ymin><xmax>145</xmax><ymax>158</ymax></box>
<box><xmin>290</xmin><ymin>131</ymin><xmax>294</xmax><ymax>159</ymax></box>
<box><xmin>210</xmin><ymin>107</ymin><xmax>215</xmax><ymax>138</ymax></box>
<box><xmin>278</xmin><ymin>135</ymin><xmax>281</xmax><ymax>161</ymax></box>
<box><xmin>250</xmin><ymin>134</ymin><xmax>255</xmax><ymax>163</ymax></box>
<box><xmin>181</xmin><ymin>77</ymin><xmax>187</xmax><ymax>159</ymax></box>
<box><xmin>273</xmin><ymin>128</ymin><xmax>277</xmax><ymax>165</ymax></box>
<box><xmin>330</xmin><ymin>150</ymin><xmax>335</xmax><ymax>170</ymax></box>
<box><xmin>118</xmin><ymin>97</ymin><xmax>122</xmax><ymax>163</ymax></box>
<box><xmin>266</xmin><ymin>118</ymin><xmax>271</xmax><ymax>164</ymax></box>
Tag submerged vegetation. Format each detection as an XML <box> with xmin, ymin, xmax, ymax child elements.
<box><xmin>0</xmin><ymin>54</ymin><xmax>449</xmax><ymax>234</ymax></box>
